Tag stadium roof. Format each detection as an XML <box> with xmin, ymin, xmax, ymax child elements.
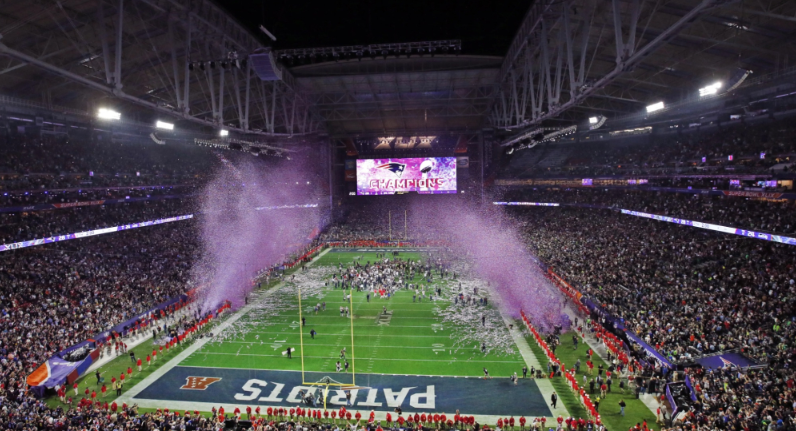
<box><xmin>0</xmin><ymin>0</ymin><xmax>794</xmax><ymax>140</ymax></box>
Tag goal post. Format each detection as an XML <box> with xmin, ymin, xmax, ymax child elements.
<box><xmin>298</xmin><ymin>288</ymin><xmax>356</xmax><ymax>387</ymax></box>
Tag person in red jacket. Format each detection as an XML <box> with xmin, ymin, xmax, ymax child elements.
<box><xmin>137</xmin><ymin>357</ymin><xmax>142</xmax><ymax>371</ymax></box>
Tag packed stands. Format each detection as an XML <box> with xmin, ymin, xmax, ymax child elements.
<box><xmin>503</xmin><ymin>188</ymin><xmax>796</xmax><ymax>233</ymax></box>
<box><xmin>513</xmin><ymin>206</ymin><xmax>796</xmax><ymax>430</ymax></box>
<box><xmin>0</xmin><ymin>198</ymin><xmax>194</xmax><ymax>244</ymax></box>
<box><xmin>0</xmin><ymin>222</ymin><xmax>199</xmax><ymax>380</ymax></box>
<box><xmin>506</xmin><ymin>118</ymin><xmax>796</xmax><ymax>178</ymax></box>
<box><xmin>0</xmin><ymin>135</ymin><xmax>215</xmax><ymax>191</ymax></box>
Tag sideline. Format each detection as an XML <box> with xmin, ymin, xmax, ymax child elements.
<box><xmin>562</xmin><ymin>307</ymin><xmax>661</xmax><ymax>417</ymax></box>
<box><xmin>85</xmin><ymin>306</ymin><xmax>196</xmax><ymax>374</ymax></box>
<box><xmin>497</xmin><ymin>311</ymin><xmax>571</xmax><ymax>419</ymax></box>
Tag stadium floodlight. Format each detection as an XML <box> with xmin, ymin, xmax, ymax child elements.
<box><xmin>156</xmin><ymin>121</ymin><xmax>174</xmax><ymax>130</ymax></box>
<box><xmin>589</xmin><ymin>117</ymin><xmax>598</xmax><ymax>124</ymax></box>
<box><xmin>97</xmin><ymin>108</ymin><xmax>121</xmax><ymax>120</ymax></box>
<box><xmin>219</xmin><ymin>129</ymin><xmax>229</xmax><ymax>137</ymax></box>
<box><xmin>699</xmin><ymin>81</ymin><xmax>722</xmax><ymax>97</ymax></box>
<box><xmin>646</xmin><ymin>102</ymin><xmax>665</xmax><ymax>113</ymax></box>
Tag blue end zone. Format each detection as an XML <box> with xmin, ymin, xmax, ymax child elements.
<box><xmin>135</xmin><ymin>367</ymin><xmax>551</xmax><ymax>417</ymax></box>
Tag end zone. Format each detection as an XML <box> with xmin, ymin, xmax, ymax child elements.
<box><xmin>125</xmin><ymin>366</ymin><xmax>551</xmax><ymax>422</ymax></box>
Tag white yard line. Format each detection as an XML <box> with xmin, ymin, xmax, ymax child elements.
<box><xmin>177</xmin><ymin>364</ymin><xmax>498</xmax><ymax>378</ymax></box>
<box><xmin>219</xmin><ymin>341</ymin><xmax>487</xmax><ymax>350</ymax></box>
<box><xmin>194</xmin><ymin>351</ymin><xmax>523</xmax><ymax>363</ymax></box>
<box><xmin>247</xmin><ymin>332</ymin><xmax>457</xmax><ymax>338</ymax></box>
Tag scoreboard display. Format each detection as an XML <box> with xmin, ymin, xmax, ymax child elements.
<box><xmin>356</xmin><ymin>157</ymin><xmax>457</xmax><ymax>195</ymax></box>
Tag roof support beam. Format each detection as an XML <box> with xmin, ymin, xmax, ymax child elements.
<box><xmin>0</xmin><ymin>41</ymin><xmax>304</xmax><ymax>136</ymax></box>
<box><xmin>113</xmin><ymin>0</ymin><xmax>124</xmax><ymax>89</ymax></box>
<box><xmin>493</xmin><ymin>0</ymin><xmax>738</xmax><ymax>142</ymax></box>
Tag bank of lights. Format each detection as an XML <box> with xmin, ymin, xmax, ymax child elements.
<box><xmin>646</xmin><ymin>102</ymin><xmax>665</xmax><ymax>113</ymax></box>
<box><xmin>699</xmin><ymin>81</ymin><xmax>722</xmax><ymax>97</ymax></box>
<box><xmin>155</xmin><ymin>121</ymin><xmax>174</xmax><ymax>130</ymax></box>
<box><xmin>97</xmin><ymin>108</ymin><xmax>121</xmax><ymax>120</ymax></box>
<box><xmin>219</xmin><ymin>130</ymin><xmax>229</xmax><ymax>137</ymax></box>
<box><xmin>589</xmin><ymin>117</ymin><xmax>598</xmax><ymax>124</ymax></box>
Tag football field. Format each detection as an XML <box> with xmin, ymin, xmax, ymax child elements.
<box><xmin>119</xmin><ymin>248</ymin><xmax>567</xmax><ymax>421</ymax></box>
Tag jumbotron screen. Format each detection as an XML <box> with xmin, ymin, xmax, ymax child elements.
<box><xmin>356</xmin><ymin>157</ymin><xmax>457</xmax><ymax>195</ymax></box>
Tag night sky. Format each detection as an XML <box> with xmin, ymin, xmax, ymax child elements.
<box><xmin>215</xmin><ymin>0</ymin><xmax>532</xmax><ymax>56</ymax></box>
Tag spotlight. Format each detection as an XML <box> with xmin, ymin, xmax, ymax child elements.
<box><xmin>646</xmin><ymin>101</ymin><xmax>665</xmax><ymax>113</ymax></box>
<box><xmin>589</xmin><ymin>117</ymin><xmax>598</xmax><ymax>124</ymax></box>
<box><xmin>219</xmin><ymin>129</ymin><xmax>229</xmax><ymax>137</ymax></box>
<box><xmin>699</xmin><ymin>81</ymin><xmax>722</xmax><ymax>97</ymax></box>
<box><xmin>97</xmin><ymin>108</ymin><xmax>121</xmax><ymax>120</ymax></box>
<box><xmin>155</xmin><ymin>120</ymin><xmax>174</xmax><ymax>130</ymax></box>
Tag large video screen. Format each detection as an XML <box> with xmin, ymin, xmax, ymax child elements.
<box><xmin>356</xmin><ymin>157</ymin><xmax>457</xmax><ymax>195</ymax></box>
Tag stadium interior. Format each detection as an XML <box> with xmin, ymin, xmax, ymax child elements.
<box><xmin>0</xmin><ymin>0</ymin><xmax>795</xmax><ymax>430</ymax></box>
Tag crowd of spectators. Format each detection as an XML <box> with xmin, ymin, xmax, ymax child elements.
<box><xmin>512</xmin><ymin>206</ymin><xmax>796</xmax><ymax>430</ymax></box>
<box><xmin>320</xmin><ymin>207</ymin><xmax>394</xmax><ymax>242</ymax></box>
<box><xmin>0</xmin><ymin>400</ymin><xmax>223</xmax><ymax>431</ymax></box>
<box><xmin>0</xmin><ymin>134</ymin><xmax>216</xmax><ymax>191</ymax></box>
<box><xmin>0</xmin><ymin>198</ymin><xmax>195</xmax><ymax>244</ymax></box>
<box><xmin>504</xmin><ymin>188</ymin><xmax>796</xmax><ymax>234</ymax></box>
<box><xmin>508</xmin><ymin>118</ymin><xmax>796</xmax><ymax>178</ymax></box>
<box><xmin>0</xmin><ymin>221</ymin><xmax>199</xmax><ymax>392</ymax></box>
<box><xmin>0</xmin><ymin>185</ymin><xmax>194</xmax><ymax>208</ymax></box>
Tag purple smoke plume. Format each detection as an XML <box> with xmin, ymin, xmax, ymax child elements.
<box><xmin>192</xmin><ymin>152</ymin><xmax>326</xmax><ymax>313</ymax></box>
<box><xmin>407</xmin><ymin>197</ymin><xmax>568</xmax><ymax>333</ymax></box>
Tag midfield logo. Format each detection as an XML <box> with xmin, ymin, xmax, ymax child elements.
<box><xmin>181</xmin><ymin>377</ymin><xmax>222</xmax><ymax>390</ymax></box>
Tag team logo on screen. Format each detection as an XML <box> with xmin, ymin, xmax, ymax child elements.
<box><xmin>377</xmin><ymin>162</ymin><xmax>406</xmax><ymax>178</ymax></box>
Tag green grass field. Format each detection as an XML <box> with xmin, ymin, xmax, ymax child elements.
<box><xmin>52</xmin><ymin>247</ymin><xmax>658</xmax><ymax>425</ymax></box>
<box><xmin>181</xmin><ymin>251</ymin><xmax>527</xmax><ymax>380</ymax></box>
